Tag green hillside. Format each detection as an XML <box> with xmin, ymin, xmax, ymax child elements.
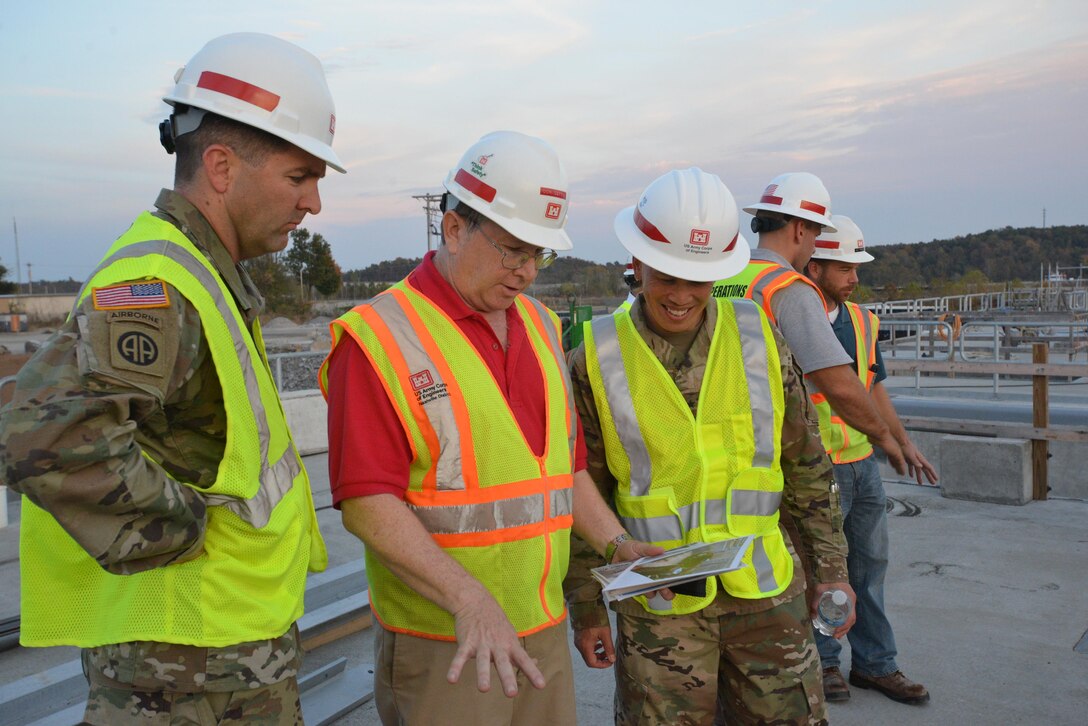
<box><xmin>861</xmin><ymin>225</ymin><xmax>1087</xmax><ymax>290</ymax></box>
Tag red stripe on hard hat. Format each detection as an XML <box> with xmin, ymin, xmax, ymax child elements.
<box><xmin>634</xmin><ymin>208</ymin><xmax>670</xmax><ymax>244</ymax></box>
<box><xmin>540</xmin><ymin>187</ymin><xmax>567</xmax><ymax>200</ymax></box>
<box><xmin>455</xmin><ymin>168</ymin><xmax>497</xmax><ymax>203</ymax></box>
<box><xmin>760</xmin><ymin>194</ymin><xmax>783</xmax><ymax>206</ymax></box>
<box><xmin>800</xmin><ymin>200</ymin><xmax>827</xmax><ymax>216</ymax></box>
<box><xmin>197</xmin><ymin>71</ymin><xmax>280</xmax><ymax>112</ymax></box>
<box><xmin>815</xmin><ymin>240</ymin><xmax>840</xmax><ymax>249</ymax></box>
<box><xmin>724</xmin><ymin>232</ymin><xmax>738</xmax><ymax>252</ymax></box>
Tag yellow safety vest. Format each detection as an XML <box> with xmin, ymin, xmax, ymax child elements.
<box><xmin>319</xmin><ymin>281</ymin><xmax>576</xmax><ymax>640</ymax></box>
<box><xmin>811</xmin><ymin>302</ymin><xmax>880</xmax><ymax>463</ymax></box>
<box><xmin>20</xmin><ymin>212</ymin><xmax>327</xmax><ymax>648</ymax></box>
<box><xmin>713</xmin><ymin>260</ymin><xmax>827</xmax><ymax>326</ymax></box>
<box><xmin>584</xmin><ymin>299</ymin><xmax>793</xmax><ymax>615</ymax></box>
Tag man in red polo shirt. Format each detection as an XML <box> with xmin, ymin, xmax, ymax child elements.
<box><xmin>321</xmin><ymin>131</ymin><xmax>663</xmax><ymax>726</ymax></box>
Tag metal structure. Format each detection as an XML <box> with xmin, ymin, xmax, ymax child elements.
<box><xmin>411</xmin><ymin>192</ymin><xmax>444</xmax><ymax>253</ymax></box>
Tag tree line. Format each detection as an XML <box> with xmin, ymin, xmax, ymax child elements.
<box><xmin>7</xmin><ymin>225</ymin><xmax>1085</xmax><ymax>316</ymax></box>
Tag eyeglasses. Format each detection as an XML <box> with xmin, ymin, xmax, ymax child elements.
<box><xmin>476</xmin><ymin>224</ymin><xmax>557</xmax><ymax>270</ymax></box>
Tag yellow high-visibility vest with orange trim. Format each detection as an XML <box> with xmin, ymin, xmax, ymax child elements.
<box><xmin>583</xmin><ymin>299</ymin><xmax>793</xmax><ymax>615</ymax></box>
<box><xmin>811</xmin><ymin>301</ymin><xmax>880</xmax><ymax>463</ymax></box>
<box><xmin>319</xmin><ymin>281</ymin><xmax>576</xmax><ymax>640</ymax></box>
<box><xmin>712</xmin><ymin>260</ymin><xmax>827</xmax><ymax>326</ymax></box>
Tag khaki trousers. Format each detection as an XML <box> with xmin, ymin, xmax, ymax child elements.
<box><xmin>375</xmin><ymin>622</ymin><xmax>576</xmax><ymax>726</ymax></box>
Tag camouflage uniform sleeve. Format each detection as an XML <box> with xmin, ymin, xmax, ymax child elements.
<box><xmin>774</xmin><ymin>327</ymin><xmax>849</xmax><ymax>585</ymax></box>
<box><xmin>0</xmin><ymin>287</ymin><xmax>208</xmax><ymax>575</ymax></box>
<box><xmin>563</xmin><ymin>343</ymin><xmax>615</xmax><ymax>630</ymax></box>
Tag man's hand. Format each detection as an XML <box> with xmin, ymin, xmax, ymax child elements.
<box><xmin>872</xmin><ymin>432</ymin><xmax>907</xmax><ymax>476</ymax></box>
<box><xmin>448</xmin><ymin>591</ymin><xmax>546</xmax><ymax>697</ymax></box>
<box><xmin>574</xmin><ymin>625</ymin><xmax>615</xmax><ymax>668</ymax></box>
<box><xmin>902</xmin><ymin>440</ymin><xmax>938</xmax><ymax>486</ymax></box>
<box><xmin>810</xmin><ymin>582</ymin><xmax>857</xmax><ymax>639</ymax></box>
<box><xmin>612</xmin><ymin>539</ymin><xmax>675</xmax><ymax>602</ymax></box>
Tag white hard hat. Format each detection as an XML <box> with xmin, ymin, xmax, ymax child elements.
<box><xmin>811</xmin><ymin>215</ymin><xmax>874</xmax><ymax>263</ymax></box>
<box><xmin>743</xmin><ymin>172</ymin><xmax>835</xmax><ymax>231</ymax></box>
<box><xmin>623</xmin><ymin>262</ymin><xmax>635</xmax><ymax>279</ymax></box>
<box><xmin>164</xmin><ymin>33</ymin><xmax>345</xmax><ymax>173</ymax></box>
<box><xmin>613</xmin><ymin>168</ymin><xmax>750</xmax><ymax>283</ymax></box>
<box><xmin>443</xmin><ymin>131</ymin><xmax>572</xmax><ymax>251</ymax></box>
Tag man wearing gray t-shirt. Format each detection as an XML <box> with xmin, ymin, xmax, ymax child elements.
<box><xmin>712</xmin><ymin>172</ymin><xmax>907</xmax><ymax>474</ymax></box>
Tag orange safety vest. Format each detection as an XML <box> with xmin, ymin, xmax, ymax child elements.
<box><xmin>713</xmin><ymin>260</ymin><xmax>827</xmax><ymax>326</ymax></box>
<box><xmin>810</xmin><ymin>302</ymin><xmax>881</xmax><ymax>463</ymax></box>
<box><xmin>319</xmin><ymin>281</ymin><xmax>576</xmax><ymax>640</ymax></box>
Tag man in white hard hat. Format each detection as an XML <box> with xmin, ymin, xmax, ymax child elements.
<box><xmin>712</xmin><ymin>173</ymin><xmax>910</xmax><ymax>477</ymax></box>
<box><xmin>0</xmin><ymin>33</ymin><xmax>343</xmax><ymax>723</ymax></box>
<box><xmin>804</xmin><ymin>216</ymin><xmax>935</xmax><ymax>707</ymax></box>
<box><xmin>320</xmin><ymin>131</ymin><xmax>662</xmax><ymax>726</ymax></box>
<box><xmin>565</xmin><ymin>167</ymin><xmax>854</xmax><ymax>725</ymax></box>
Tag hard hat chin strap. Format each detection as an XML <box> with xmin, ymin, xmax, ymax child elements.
<box><xmin>159</xmin><ymin>107</ymin><xmax>208</xmax><ymax>154</ymax></box>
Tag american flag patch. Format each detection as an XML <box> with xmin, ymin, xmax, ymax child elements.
<box><xmin>92</xmin><ymin>280</ymin><xmax>170</xmax><ymax>310</ymax></box>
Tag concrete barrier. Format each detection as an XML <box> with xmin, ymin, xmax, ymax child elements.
<box><xmin>939</xmin><ymin>435</ymin><xmax>1031</xmax><ymax>505</ymax></box>
<box><xmin>282</xmin><ymin>390</ymin><xmax>328</xmax><ymax>455</ymax></box>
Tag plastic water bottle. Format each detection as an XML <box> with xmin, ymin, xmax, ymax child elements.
<box><xmin>813</xmin><ymin>589</ymin><xmax>850</xmax><ymax>636</ymax></box>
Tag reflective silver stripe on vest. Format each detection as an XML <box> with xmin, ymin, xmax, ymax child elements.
<box><xmin>731</xmin><ymin>490</ymin><xmax>782</xmax><ymax>516</ymax></box>
<box><xmin>551</xmin><ymin>488</ymin><xmax>573</xmax><ymax>518</ymax></box>
<box><xmin>522</xmin><ymin>296</ymin><xmax>577</xmax><ymax>458</ymax></box>
<box><xmin>732</xmin><ymin>300</ymin><xmax>776</xmax><ymax>470</ymax></box>
<box><xmin>409</xmin><ymin>487</ymin><xmax>573</xmax><ymax>535</ymax></box>
<box><xmin>750</xmin><ymin>536</ymin><xmax>779</xmax><ymax>592</ymax></box>
<box><xmin>369</xmin><ymin>292</ymin><xmax>466</xmax><ymax>490</ymax></box>
<box><xmin>591</xmin><ymin>315</ymin><xmax>654</xmax><ymax>495</ymax></box>
<box><xmin>81</xmin><ymin>240</ymin><xmax>298</xmax><ymax>528</ymax></box>
<box><xmin>853</xmin><ymin>304</ymin><xmax>876</xmax><ymax>372</ymax></box>
<box><xmin>620</xmin><ymin>514</ymin><xmax>681</xmax><ymax>543</ymax></box>
<box><xmin>747</xmin><ymin>266</ymin><xmax>794</xmax><ymax>307</ymax></box>
<box><xmin>621</xmin><ymin>498</ymin><xmax>729</xmax><ymax>542</ymax></box>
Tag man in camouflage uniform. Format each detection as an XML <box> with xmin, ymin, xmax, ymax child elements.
<box><xmin>0</xmin><ymin>34</ymin><xmax>344</xmax><ymax>725</ymax></box>
<box><xmin>565</xmin><ymin>168</ymin><xmax>853</xmax><ymax>725</ymax></box>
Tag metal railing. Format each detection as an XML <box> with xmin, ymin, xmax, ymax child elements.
<box><xmin>867</xmin><ymin>284</ymin><xmax>1088</xmax><ymax>316</ymax></box>
<box><xmin>879</xmin><ymin>319</ymin><xmax>1088</xmax><ymax>393</ymax></box>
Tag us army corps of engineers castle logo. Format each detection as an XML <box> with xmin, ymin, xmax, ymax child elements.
<box><xmin>410</xmin><ymin>369</ymin><xmax>450</xmax><ymax>406</ymax></box>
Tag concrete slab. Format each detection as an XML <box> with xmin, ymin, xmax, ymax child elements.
<box><xmin>940</xmin><ymin>435</ymin><xmax>1032</xmax><ymax>505</ymax></box>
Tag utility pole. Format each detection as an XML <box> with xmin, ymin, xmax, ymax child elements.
<box><xmin>412</xmin><ymin>193</ymin><xmax>445</xmax><ymax>254</ymax></box>
<box><xmin>26</xmin><ymin>263</ymin><xmax>33</xmax><ymax>295</ymax></box>
<box><xmin>1042</xmin><ymin>208</ymin><xmax>1046</xmax><ymax>229</ymax></box>
<box><xmin>13</xmin><ymin>218</ymin><xmax>21</xmax><ymax>291</ymax></box>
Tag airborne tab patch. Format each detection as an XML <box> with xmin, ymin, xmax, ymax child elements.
<box><xmin>92</xmin><ymin>280</ymin><xmax>170</xmax><ymax>310</ymax></box>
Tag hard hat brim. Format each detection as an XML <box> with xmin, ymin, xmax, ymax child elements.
<box><xmin>444</xmin><ymin>183</ymin><xmax>574</xmax><ymax>251</ymax></box>
<box><xmin>742</xmin><ymin>203</ymin><xmax>837</xmax><ymax>233</ymax></box>
<box><xmin>839</xmin><ymin>250</ymin><xmax>875</xmax><ymax>263</ymax></box>
<box><xmin>613</xmin><ymin>205</ymin><xmax>751</xmax><ymax>283</ymax></box>
<box><xmin>163</xmin><ymin>96</ymin><xmax>347</xmax><ymax>173</ymax></box>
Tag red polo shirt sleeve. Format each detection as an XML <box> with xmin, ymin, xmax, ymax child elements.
<box><xmin>327</xmin><ymin>253</ymin><xmax>587</xmax><ymax>508</ymax></box>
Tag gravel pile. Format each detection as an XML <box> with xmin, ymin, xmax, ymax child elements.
<box><xmin>268</xmin><ymin>351</ymin><xmax>328</xmax><ymax>392</ymax></box>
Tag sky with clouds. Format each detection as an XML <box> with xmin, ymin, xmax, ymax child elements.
<box><xmin>1</xmin><ymin>1</ymin><xmax>1086</xmax><ymax>283</ymax></box>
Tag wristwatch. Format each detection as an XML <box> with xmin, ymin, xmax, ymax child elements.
<box><xmin>605</xmin><ymin>532</ymin><xmax>631</xmax><ymax>564</ymax></box>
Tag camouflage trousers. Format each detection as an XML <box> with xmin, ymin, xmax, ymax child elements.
<box><xmin>614</xmin><ymin>593</ymin><xmax>826</xmax><ymax>726</ymax></box>
<box><xmin>80</xmin><ymin>630</ymin><xmax>304</xmax><ymax>725</ymax></box>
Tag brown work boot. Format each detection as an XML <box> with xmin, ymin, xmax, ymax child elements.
<box><xmin>849</xmin><ymin>670</ymin><xmax>930</xmax><ymax>705</ymax></box>
<box><xmin>822</xmin><ymin>666</ymin><xmax>850</xmax><ymax>702</ymax></box>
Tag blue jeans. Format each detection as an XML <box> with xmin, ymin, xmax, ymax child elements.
<box><xmin>816</xmin><ymin>454</ymin><xmax>899</xmax><ymax>677</ymax></box>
